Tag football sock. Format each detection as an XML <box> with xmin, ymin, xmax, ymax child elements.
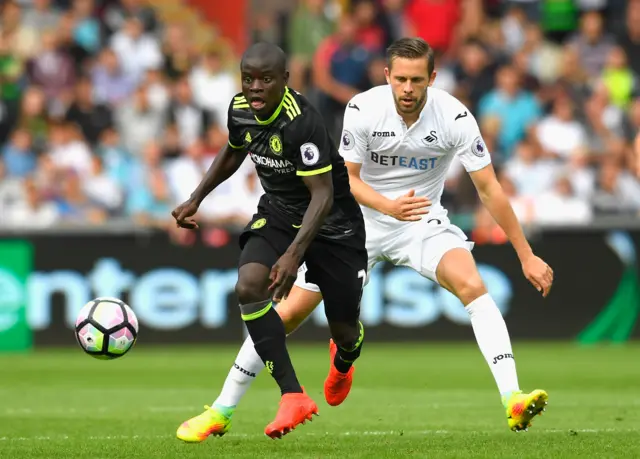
<box><xmin>334</xmin><ymin>321</ymin><xmax>364</xmax><ymax>373</ymax></box>
<box><xmin>466</xmin><ymin>294</ymin><xmax>520</xmax><ymax>396</ymax></box>
<box><xmin>240</xmin><ymin>300</ymin><xmax>303</xmax><ymax>395</ymax></box>
<box><xmin>212</xmin><ymin>336</ymin><xmax>264</xmax><ymax>413</ymax></box>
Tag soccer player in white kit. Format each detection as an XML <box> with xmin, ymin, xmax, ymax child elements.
<box><xmin>176</xmin><ymin>38</ymin><xmax>554</xmax><ymax>442</ymax></box>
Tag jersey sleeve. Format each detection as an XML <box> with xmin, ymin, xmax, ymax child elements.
<box><xmin>291</xmin><ymin>111</ymin><xmax>334</xmax><ymax>176</ymax></box>
<box><xmin>226</xmin><ymin>99</ymin><xmax>244</xmax><ymax>150</ymax></box>
<box><xmin>450</xmin><ymin>109</ymin><xmax>492</xmax><ymax>173</ymax></box>
<box><xmin>338</xmin><ymin>97</ymin><xmax>368</xmax><ymax>163</ymax></box>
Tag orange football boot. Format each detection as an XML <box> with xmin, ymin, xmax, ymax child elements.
<box><xmin>264</xmin><ymin>388</ymin><xmax>318</xmax><ymax>439</ymax></box>
<box><xmin>324</xmin><ymin>339</ymin><xmax>355</xmax><ymax>406</ymax></box>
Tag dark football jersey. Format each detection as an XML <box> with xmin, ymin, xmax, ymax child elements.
<box><xmin>227</xmin><ymin>88</ymin><xmax>363</xmax><ymax>240</ymax></box>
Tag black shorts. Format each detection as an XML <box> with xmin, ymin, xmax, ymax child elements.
<box><xmin>238</xmin><ymin>197</ymin><xmax>367</xmax><ymax>323</ymax></box>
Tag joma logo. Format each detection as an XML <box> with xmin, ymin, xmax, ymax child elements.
<box><xmin>372</xmin><ymin>131</ymin><xmax>396</xmax><ymax>137</ymax></box>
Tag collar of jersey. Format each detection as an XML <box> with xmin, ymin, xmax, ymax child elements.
<box><xmin>254</xmin><ymin>87</ymin><xmax>290</xmax><ymax>125</ymax></box>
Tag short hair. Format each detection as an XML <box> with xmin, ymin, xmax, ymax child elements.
<box><xmin>386</xmin><ymin>37</ymin><xmax>435</xmax><ymax>74</ymax></box>
<box><xmin>241</xmin><ymin>42</ymin><xmax>287</xmax><ymax>74</ymax></box>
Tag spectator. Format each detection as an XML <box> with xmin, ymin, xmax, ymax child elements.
<box><xmin>313</xmin><ymin>14</ymin><xmax>374</xmax><ymax>137</ymax></box>
<box><xmin>522</xmin><ymin>23</ymin><xmax>563</xmax><ymax>85</ymax></box>
<box><xmin>110</xmin><ymin>16</ymin><xmax>162</xmax><ymax>85</ymax></box>
<box><xmin>161</xmin><ymin>22</ymin><xmax>194</xmax><ymax>81</ymax></box>
<box><xmin>1</xmin><ymin>128</ymin><xmax>36</xmax><ymax>177</ymax></box>
<box><xmin>503</xmin><ymin>139</ymin><xmax>559</xmax><ymax>197</ymax></box>
<box><xmin>115</xmin><ymin>85</ymin><xmax>165</xmax><ymax>156</ymax></box>
<box><xmin>351</xmin><ymin>0</ymin><xmax>385</xmax><ymax>54</ymax></box>
<box><xmin>615</xmin><ymin>0</ymin><xmax>640</xmax><ymax>77</ymax></box>
<box><xmin>167</xmin><ymin>76</ymin><xmax>211</xmax><ymax>149</ymax></box>
<box><xmin>82</xmin><ymin>154</ymin><xmax>123</xmax><ymax>214</ymax></box>
<box><xmin>96</xmin><ymin>127</ymin><xmax>131</xmax><ymax>187</ymax></box>
<box><xmin>377</xmin><ymin>0</ymin><xmax>408</xmax><ymax>47</ymax></box>
<box><xmin>286</xmin><ymin>0</ymin><xmax>334</xmax><ymax>92</ymax></box>
<box><xmin>536</xmin><ymin>95</ymin><xmax>587</xmax><ymax>160</ymax></box>
<box><xmin>591</xmin><ymin>157</ymin><xmax>640</xmax><ymax>215</ymax></box>
<box><xmin>70</xmin><ymin>0</ymin><xmax>100</xmax><ymax>54</ymax></box>
<box><xmin>16</xmin><ymin>86</ymin><xmax>49</xmax><ymax>153</ymax></box>
<box><xmin>22</xmin><ymin>0</ymin><xmax>61</xmax><ymax>32</ymax></box>
<box><xmin>453</xmin><ymin>39</ymin><xmax>496</xmax><ymax>113</ymax></box>
<box><xmin>103</xmin><ymin>0</ymin><xmax>158</xmax><ymax>36</ymax></box>
<box><xmin>47</xmin><ymin>121</ymin><xmax>93</xmax><ymax>177</ymax></box>
<box><xmin>553</xmin><ymin>45</ymin><xmax>591</xmax><ymax>114</ymax></box>
<box><xmin>478</xmin><ymin>65</ymin><xmax>541</xmax><ymax>157</ymax></box>
<box><xmin>404</xmin><ymin>0</ymin><xmax>462</xmax><ymax>54</ymax></box>
<box><xmin>65</xmin><ymin>76</ymin><xmax>113</xmax><ymax>146</ymax></box>
<box><xmin>56</xmin><ymin>169</ymin><xmax>107</xmax><ymax>224</ymax></box>
<box><xmin>532</xmin><ymin>175</ymin><xmax>593</xmax><ymax>225</ymax></box>
<box><xmin>5</xmin><ymin>177</ymin><xmax>60</xmax><ymax>228</ymax></box>
<box><xmin>91</xmin><ymin>47</ymin><xmax>137</xmax><ymax>106</ymax></box>
<box><xmin>568</xmin><ymin>11</ymin><xmax>614</xmax><ymax>76</ymax></box>
<box><xmin>56</xmin><ymin>11</ymin><xmax>91</xmax><ymax>72</ymax></box>
<box><xmin>0</xmin><ymin>1</ymin><xmax>40</xmax><ymax>63</ymax></box>
<box><xmin>166</xmin><ymin>136</ymin><xmax>257</xmax><ymax>228</ymax></box>
<box><xmin>500</xmin><ymin>5</ymin><xmax>527</xmax><ymax>55</ymax></box>
<box><xmin>564</xmin><ymin>147</ymin><xmax>596</xmax><ymax>200</ymax></box>
<box><xmin>189</xmin><ymin>45</ymin><xmax>237</xmax><ymax>129</ymax></box>
<box><xmin>125</xmin><ymin>140</ymin><xmax>171</xmax><ymax>227</ymax></box>
<box><xmin>0</xmin><ymin>160</ymin><xmax>25</xmax><ymax>220</ymax></box>
<box><xmin>600</xmin><ymin>46</ymin><xmax>638</xmax><ymax>110</ymax></box>
<box><xmin>143</xmin><ymin>68</ymin><xmax>170</xmax><ymax>112</ymax></box>
<box><xmin>27</xmin><ymin>30</ymin><xmax>76</xmax><ymax>105</ymax></box>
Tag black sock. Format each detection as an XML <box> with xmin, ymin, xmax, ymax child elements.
<box><xmin>333</xmin><ymin>321</ymin><xmax>364</xmax><ymax>373</ymax></box>
<box><xmin>242</xmin><ymin>301</ymin><xmax>303</xmax><ymax>395</ymax></box>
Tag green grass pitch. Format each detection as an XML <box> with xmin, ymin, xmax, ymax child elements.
<box><xmin>1</xmin><ymin>342</ymin><xmax>639</xmax><ymax>458</ymax></box>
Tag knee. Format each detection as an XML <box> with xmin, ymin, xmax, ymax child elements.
<box><xmin>454</xmin><ymin>275</ymin><xmax>487</xmax><ymax>306</ymax></box>
<box><xmin>235</xmin><ymin>277</ymin><xmax>269</xmax><ymax>305</ymax></box>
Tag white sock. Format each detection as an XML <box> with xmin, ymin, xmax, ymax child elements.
<box><xmin>213</xmin><ymin>335</ymin><xmax>265</xmax><ymax>410</ymax></box>
<box><xmin>466</xmin><ymin>293</ymin><xmax>519</xmax><ymax>397</ymax></box>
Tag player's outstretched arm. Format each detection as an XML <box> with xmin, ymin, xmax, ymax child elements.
<box><xmin>269</xmin><ymin>172</ymin><xmax>333</xmax><ymax>301</ymax></box>
<box><xmin>171</xmin><ymin>144</ymin><xmax>247</xmax><ymax>229</ymax></box>
<box><xmin>469</xmin><ymin>164</ymin><xmax>554</xmax><ymax>297</ymax></box>
<box><xmin>345</xmin><ymin>162</ymin><xmax>431</xmax><ymax>221</ymax></box>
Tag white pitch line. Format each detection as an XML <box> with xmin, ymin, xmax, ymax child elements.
<box><xmin>0</xmin><ymin>429</ymin><xmax>638</xmax><ymax>442</ymax></box>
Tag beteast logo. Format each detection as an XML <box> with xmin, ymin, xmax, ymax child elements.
<box><xmin>372</xmin><ymin>131</ymin><xmax>396</xmax><ymax>137</ymax></box>
<box><xmin>492</xmin><ymin>353</ymin><xmax>514</xmax><ymax>364</ymax></box>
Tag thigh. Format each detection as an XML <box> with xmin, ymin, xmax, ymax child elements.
<box><xmin>238</xmin><ymin>233</ymin><xmax>280</xmax><ymax>269</ymax></box>
<box><xmin>239</xmin><ymin>205</ymin><xmax>295</xmax><ymax>267</ymax></box>
<box><xmin>304</xmin><ymin>241</ymin><xmax>368</xmax><ymax>323</ymax></box>
<box><xmin>419</xmin><ymin>229</ymin><xmax>475</xmax><ymax>284</ymax></box>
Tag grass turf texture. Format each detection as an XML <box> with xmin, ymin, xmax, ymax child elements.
<box><xmin>1</xmin><ymin>342</ymin><xmax>639</xmax><ymax>458</ymax></box>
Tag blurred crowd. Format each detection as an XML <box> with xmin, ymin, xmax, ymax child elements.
<box><xmin>0</xmin><ymin>0</ymin><xmax>639</xmax><ymax>243</ymax></box>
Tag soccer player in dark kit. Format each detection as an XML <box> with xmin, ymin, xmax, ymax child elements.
<box><xmin>172</xmin><ymin>42</ymin><xmax>368</xmax><ymax>439</ymax></box>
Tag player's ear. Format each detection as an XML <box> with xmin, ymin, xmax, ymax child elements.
<box><xmin>283</xmin><ymin>70</ymin><xmax>290</xmax><ymax>85</ymax></box>
<box><xmin>429</xmin><ymin>71</ymin><xmax>437</xmax><ymax>87</ymax></box>
<box><xmin>384</xmin><ymin>67</ymin><xmax>390</xmax><ymax>84</ymax></box>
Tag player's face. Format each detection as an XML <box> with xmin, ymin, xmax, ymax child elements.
<box><xmin>240</xmin><ymin>58</ymin><xmax>288</xmax><ymax>117</ymax></box>
<box><xmin>385</xmin><ymin>57</ymin><xmax>436</xmax><ymax>115</ymax></box>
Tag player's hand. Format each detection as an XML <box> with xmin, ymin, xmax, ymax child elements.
<box><xmin>522</xmin><ymin>255</ymin><xmax>554</xmax><ymax>297</ymax></box>
<box><xmin>269</xmin><ymin>250</ymin><xmax>300</xmax><ymax>302</ymax></box>
<box><xmin>171</xmin><ymin>199</ymin><xmax>200</xmax><ymax>229</ymax></box>
<box><xmin>385</xmin><ymin>190</ymin><xmax>431</xmax><ymax>221</ymax></box>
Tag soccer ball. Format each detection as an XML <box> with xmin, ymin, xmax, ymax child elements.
<box><xmin>75</xmin><ymin>297</ymin><xmax>138</xmax><ymax>360</ymax></box>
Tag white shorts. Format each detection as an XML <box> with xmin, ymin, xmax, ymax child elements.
<box><xmin>295</xmin><ymin>216</ymin><xmax>474</xmax><ymax>293</ymax></box>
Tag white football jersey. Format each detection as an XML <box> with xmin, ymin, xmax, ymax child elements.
<box><xmin>339</xmin><ymin>85</ymin><xmax>491</xmax><ymax>225</ymax></box>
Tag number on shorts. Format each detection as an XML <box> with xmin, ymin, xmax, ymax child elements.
<box><xmin>358</xmin><ymin>269</ymin><xmax>366</xmax><ymax>292</ymax></box>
